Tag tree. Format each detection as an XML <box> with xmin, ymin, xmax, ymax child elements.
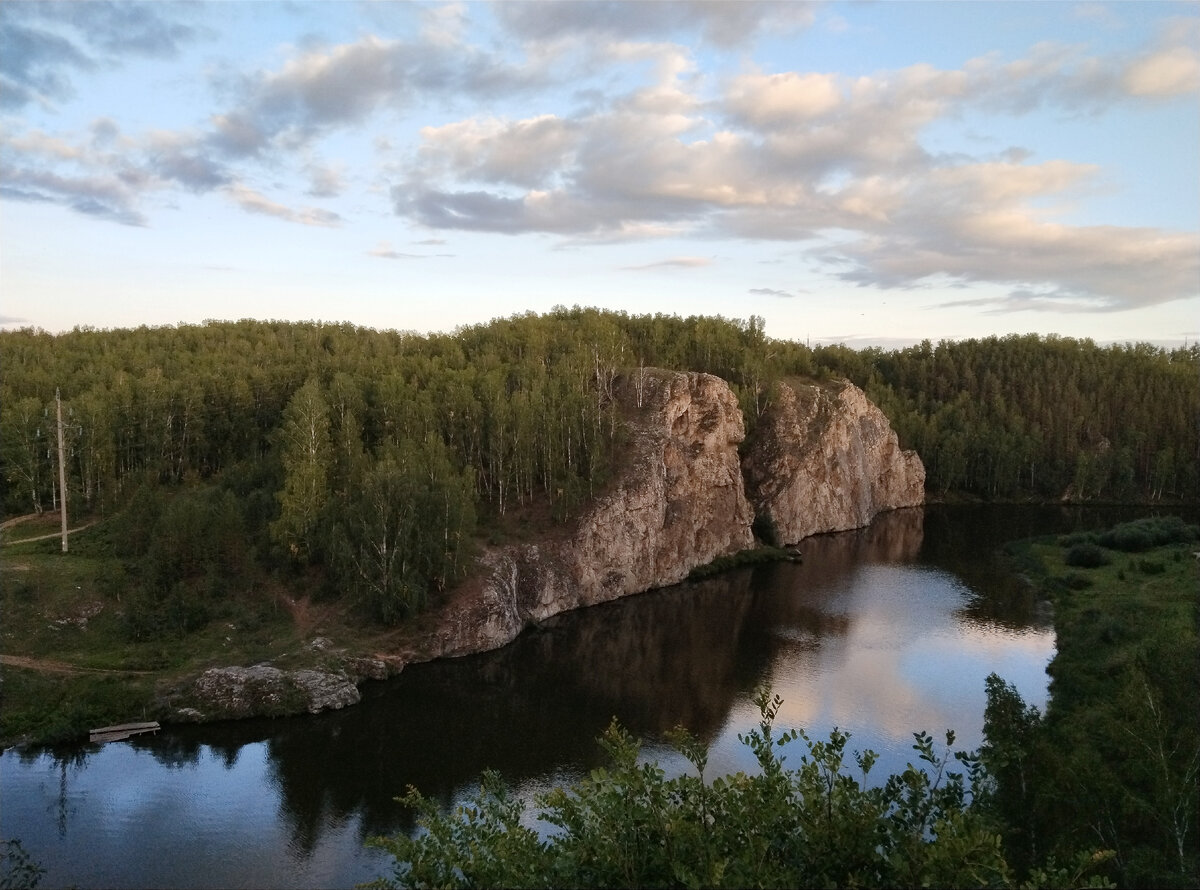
<box><xmin>331</xmin><ymin>437</ymin><xmax>475</xmax><ymax>624</ymax></box>
<box><xmin>271</xmin><ymin>379</ymin><xmax>332</xmax><ymax>561</ymax></box>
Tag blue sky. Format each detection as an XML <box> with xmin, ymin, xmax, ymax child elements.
<box><xmin>2</xmin><ymin>0</ymin><xmax>1197</xmax><ymax>347</ymax></box>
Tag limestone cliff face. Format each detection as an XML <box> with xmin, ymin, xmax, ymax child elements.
<box><xmin>428</xmin><ymin>369</ymin><xmax>755</xmax><ymax>659</ymax></box>
<box><xmin>742</xmin><ymin>379</ymin><xmax>925</xmax><ymax>546</ymax></box>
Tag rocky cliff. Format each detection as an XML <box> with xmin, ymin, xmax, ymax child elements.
<box><xmin>426</xmin><ymin>369</ymin><xmax>756</xmax><ymax>660</ymax></box>
<box><xmin>741</xmin><ymin>379</ymin><xmax>925</xmax><ymax>545</ymax></box>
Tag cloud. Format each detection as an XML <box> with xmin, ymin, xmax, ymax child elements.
<box><xmin>305</xmin><ymin>161</ymin><xmax>346</xmax><ymax>198</ymax></box>
<box><xmin>0</xmin><ymin>158</ymin><xmax>147</xmax><ymax>226</ymax></box>
<box><xmin>1122</xmin><ymin>44</ymin><xmax>1200</xmax><ymax>97</ymax></box>
<box><xmin>0</xmin><ymin>17</ymin><xmax>94</xmax><ymax>108</ymax></box>
<box><xmin>34</xmin><ymin>0</ymin><xmax>204</xmax><ymax>58</ymax></box>
<box><xmin>835</xmin><ymin>211</ymin><xmax>1200</xmax><ymax>313</ymax></box>
<box><xmin>725</xmin><ymin>72</ymin><xmax>842</xmax><ymax>127</ymax></box>
<box><xmin>416</xmin><ymin>115</ymin><xmax>580</xmax><ymax>188</ymax></box>
<box><xmin>206</xmin><ymin>34</ymin><xmax>551</xmax><ymax>159</ymax></box>
<box><xmin>622</xmin><ymin>256</ymin><xmax>711</xmax><ymax>270</ymax></box>
<box><xmin>149</xmin><ymin>141</ymin><xmax>233</xmax><ymax>192</ymax></box>
<box><xmin>223</xmin><ymin>183</ymin><xmax>341</xmax><ymax>227</ymax></box>
<box><xmin>387</xmin><ymin>27</ymin><xmax>1197</xmax><ymax>312</ymax></box>
<box><xmin>368</xmin><ymin>241</ymin><xmax>423</xmax><ymax>259</ymax></box>
<box><xmin>493</xmin><ymin>1</ymin><xmax>815</xmax><ymax>48</ymax></box>
<box><xmin>749</xmin><ymin>287</ymin><xmax>799</xmax><ymax>299</ymax></box>
<box><xmin>0</xmin><ymin>1</ymin><xmax>206</xmax><ymax>109</ymax></box>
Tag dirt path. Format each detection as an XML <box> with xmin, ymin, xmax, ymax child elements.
<box><xmin>0</xmin><ymin>654</ymin><xmax>152</xmax><ymax>676</ymax></box>
<box><xmin>2</xmin><ymin>520</ymin><xmax>98</xmax><ymax>546</ymax></box>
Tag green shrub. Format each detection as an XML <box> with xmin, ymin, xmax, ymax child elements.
<box><xmin>1064</xmin><ymin>543</ymin><xmax>1110</xmax><ymax>568</ymax></box>
<box><xmin>1061</xmin><ymin>573</ymin><xmax>1095</xmax><ymax>590</ymax></box>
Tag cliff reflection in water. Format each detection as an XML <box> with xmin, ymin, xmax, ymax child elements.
<box><xmin>223</xmin><ymin>507</ymin><xmax>929</xmax><ymax>849</ymax></box>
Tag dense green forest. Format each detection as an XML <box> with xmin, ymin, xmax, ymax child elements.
<box><xmin>2</xmin><ymin>309</ymin><xmax>1197</xmax><ymax>625</ymax></box>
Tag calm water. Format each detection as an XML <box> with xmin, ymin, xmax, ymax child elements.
<box><xmin>0</xmin><ymin>505</ymin><xmax>1167</xmax><ymax>888</ymax></box>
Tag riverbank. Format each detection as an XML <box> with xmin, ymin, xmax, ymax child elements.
<box><xmin>3</xmin><ymin>502</ymin><xmax>1193</xmax><ymax>749</ymax></box>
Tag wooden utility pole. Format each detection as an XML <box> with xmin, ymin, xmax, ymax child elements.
<box><xmin>56</xmin><ymin>388</ymin><xmax>68</xmax><ymax>553</ymax></box>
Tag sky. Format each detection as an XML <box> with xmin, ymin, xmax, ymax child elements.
<box><xmin>1</xmin><ymin>0</ymin><xmax>1197</xmax><ymax>348</ymax></box>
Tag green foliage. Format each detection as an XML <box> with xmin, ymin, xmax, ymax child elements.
<box><xmin>3</xmin><ymin>316</ymin><xmax>1195</xmax><ymax>632</ymax></box>
<box><xmin>987</xmin><ymin>522</ymin><xmax>1200</xmax><ymax>888</ymax></box>
<box><xmin>272</xmin><ymin>378</ymin><xmax>333</xmax><ymax>562</ymax></box>
<box><xmin>368</xmin><ymin>689</ymin><xmax>1031</xmax><ymax>889</ymax></box>
<box><xmin>331</xmin><ymin>438</ymin><xmax>475</xmax><ymax>624</ymax></box>
<box><xmin>101</xmin><ymin>484</ymin><xmax>249</xmax><ymax>641</ymax></box>
<box><xmin>0</xmin><ymin>839</ymin><xmax>45</xmax><ymax>890</ymax></box>
<box><xmin>1096</xmin><ymin>516</ymin><xmax>1198</xmax><ymax>552</ymax></box>
<box><xmin>0</xmin><ymin>669</ymin><xmax>155</xmax><ymax>746</ymax></box>
<box><xmin>856</xmin><ymin>336</ymin><xmax>1199</xmax><ymax>501</ymax></box>
<box><xmin>1136</xmin><ymin>558</ymin><xmax>1166</xmax><ymax>575</ymax></box>
<box><xmin>1063</xmin><ymin>543</ymin><xmax>1110</xmax><ymax>568</ymax></box>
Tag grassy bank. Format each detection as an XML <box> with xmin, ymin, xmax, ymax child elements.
<box><xmin>1</xmin><ymin>518</ymin><xmax>314</xmax><ymax>746</ymax></box>
<box><xmin>993</xmin><ymin>516</ymin><xmax>1199</xmax><ymax>887</ymax></box>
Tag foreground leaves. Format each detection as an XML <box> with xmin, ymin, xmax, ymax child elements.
<box><xmin>365</xmin><ymin>690</ymin><xmax>1113</xmax><ymax>889</ymax></box>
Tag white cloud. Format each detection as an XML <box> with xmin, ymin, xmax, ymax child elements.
<box><xmin>622</xmin><ymin>256</ymin><xmax>712</xmax><ymax>270</ymax></box>
<box><xmin>223</xmin><ymin>183</ymin><xmax>341</xmax><ymax>227</ymax></box>
<box><xmin>749</xmin><ymin>287</ymin><xmax>799</xmax><ymax>299</ymax></box>
<box><xmin>417</xmin><ymin>115</ymin><xmax>580</xmax><ymax>188</ymax></box>
<box><xmin>1122</xmin><ymin>45</ymin><xmax>1200</xmax><ymax>96</ymax></box>
<box><xmin>725</xmin><ymin>71</ymin><xmax>842</xmax><ymax>126</ymax></box>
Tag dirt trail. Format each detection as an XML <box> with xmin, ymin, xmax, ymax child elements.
<box><xmin>0</xmin><ymin>654</ymin><xmax>152</xmax><ymax>676</ymax></box>
<box><xmin>2</xmin><ymin>520</ymin><xmax>97</xmax><ymax>546</ymax></box>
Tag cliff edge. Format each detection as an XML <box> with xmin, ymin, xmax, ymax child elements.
<box><xmin>742</xmin><ymin>379</ymin><xmax>925</xmax><ymax>545</ymax></box>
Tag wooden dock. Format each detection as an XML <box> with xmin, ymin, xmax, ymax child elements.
<box><xmin>89</xmin><ymin>721</ymin><xmax>160</xmax><ymax>744</ymax></box>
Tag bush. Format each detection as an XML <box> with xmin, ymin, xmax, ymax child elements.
<box><xmin>1097</xmin><ymin>516</ymin><xmax>1199</xmax><ymax>553</ymax></box>
<box><xmin>1064</xmin><ymin>543</ymin><xmax>1110</xmax><ymax>568</ymax></box>
<box><xmin>368</xmin><ymin>689</ymin><xmax>1119</xmax><ymax>889</ymax></box>
<box><xmin>1061</xmin><ymin>573</ymin><xmax>1094</xmax><ymax>590</ymax></box>
<box><xmin>1100</xmin><ymin>526</ymin><xmax>1153</xmax><ymax>552</ymax></box>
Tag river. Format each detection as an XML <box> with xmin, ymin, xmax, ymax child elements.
<box><xmin>0</xmin><ymin>505</ymin><xmax>1165</xmax><ymax>888</ymax></box>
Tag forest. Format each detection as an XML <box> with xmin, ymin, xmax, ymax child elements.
<box><xmin>2</xmin><ymin>308</ymin><xmax>1196</xmax><ymax>626</ymax></box>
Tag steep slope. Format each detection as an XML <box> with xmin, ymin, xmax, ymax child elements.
<box><xmin>742</xmin><ymin>379</ymin><xmax>925</xmax><ymax>545</ymax></box>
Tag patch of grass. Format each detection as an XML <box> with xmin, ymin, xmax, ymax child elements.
<box><xmin>1023</xmin><ymin>519</ymin><xmax>1198</xmax><ymax>715</ymax></box>
<box><xmin>0</xmin><ymin>669</ymin><xmax>156</xmax><ymax>746</ymax></box>
<box><xmin>687</xmin><ymin>545</ymin><xmax>802</xmax><ymax>581</ymax></box>
<box><xmin>1</xmin><ymin>520</ymin><xmax>325</xmax><ymax>746</ymax></box>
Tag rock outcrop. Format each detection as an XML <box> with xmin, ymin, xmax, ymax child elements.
<box><xmin>168</xmin><ymin>663</ymin><xmax>362</xmax><ymax>722</ymax></box>
<box><xmin>742</xmin><ymin>379</ymin><xmax>925</xmax><ymax>545</ymax></box>
<box><xmin>427</xmin><ymin>369</ymin><xmax>756</xmax><ymax>659</ymax></box>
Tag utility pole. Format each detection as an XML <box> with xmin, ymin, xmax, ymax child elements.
<box><xmin>56</xmin><ymin>388</ymin><xmax>68</xmax><ymax>553</ymax></box>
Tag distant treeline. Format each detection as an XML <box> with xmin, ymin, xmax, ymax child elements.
<box><xmin>2</xmin><ymin>309</ymin><xmax>1196</xmax><ymax>618</ymax></box>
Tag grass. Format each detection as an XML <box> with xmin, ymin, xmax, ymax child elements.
<box><xmin>0</xmin><ymin>522</ymin><xmax>341</xmax><ymax>747</ymax></box>
<box><xmin>687</xmin><ymin>544</ymin><xmax>802</xmax><ymax>580</ymax></box>
<box><xmin>1020</xmin><ymin>517</ymin><xmax>1198</xmax><ymax>720</ymax></box>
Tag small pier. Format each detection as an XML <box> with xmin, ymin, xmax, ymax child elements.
<box><xmin>89</xmin><ymin>721</ymin><xmax>160</xmax><ymax>744</ymax></box>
